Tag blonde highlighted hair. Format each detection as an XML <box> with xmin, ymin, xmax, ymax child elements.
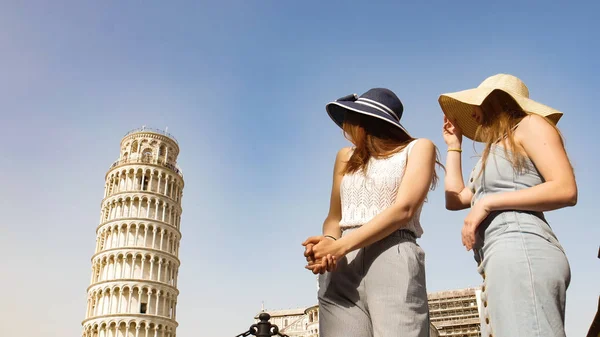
<box><xmin>475</xmin><ymin>91</ymin><xmax>568</xmax><ymax>175</ymax></box>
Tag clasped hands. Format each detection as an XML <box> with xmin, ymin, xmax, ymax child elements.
<box><xmin>301</xmin><ymin>235</ymin><xmax>346</xmax><ymax>274</ymax></box>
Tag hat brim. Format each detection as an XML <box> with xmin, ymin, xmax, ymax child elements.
<box><xmin>326</xmin><ymin>101</ymin><xmax>411</xmax><ymax>138</ymax></box>
<box><xmin>439</xmin><ymin>87</ymin><xmax>563</xmax><ymax>142</ymax></box>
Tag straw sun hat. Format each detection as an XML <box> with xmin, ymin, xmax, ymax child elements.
<box><xmin>438</xmin><ymin>73</ymin><xmax>563</xmax><ymax>141</ymax></box>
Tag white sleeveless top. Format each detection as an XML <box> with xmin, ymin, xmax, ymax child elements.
<box><xmin>338</xmin><ymin>139</ymin><xmax>425</xmax><ymax>238</ymax></box>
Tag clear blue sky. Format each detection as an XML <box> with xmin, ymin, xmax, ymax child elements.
<box><xmin>1</xmin><ymin>1</ymin><xmax>598</xmax><ymax>336</ymax></box>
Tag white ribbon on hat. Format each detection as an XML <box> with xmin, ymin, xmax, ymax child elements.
<box><xmin>355</xmin><ymin>97</ymin><xmax>400</xmax><ymax>121</ymax></box>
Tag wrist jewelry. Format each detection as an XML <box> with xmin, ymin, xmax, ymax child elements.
<box><xmin>324</xmin><ymin>235</ymin><xmax>337</xmax><ymax>241</ymax></box>
<box><xmin>447</xmin><ymin>148</ymin><xmax>462</xmax><ymax>153</ymax></box>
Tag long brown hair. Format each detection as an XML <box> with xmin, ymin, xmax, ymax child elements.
<box><xmin>341</xmin><ymin>113</ymin><xmax>442</xmax><ymax>190</ymax></box>
<box><xmin>475</xmin><ymin>90</ymin><xmax>567</xmax><ymax>174</ymax></box>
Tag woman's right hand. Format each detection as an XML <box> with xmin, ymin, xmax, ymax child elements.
<box><xmin>443</xmin><ymin>115</ymin><xmax>463</xmax><ymax>148</ymax></box>
<box><xmin>305</xmin><ymin>254</ymin><xmax>337</xmax><ymax>274</ymax></box>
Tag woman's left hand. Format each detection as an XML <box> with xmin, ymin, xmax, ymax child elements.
<box><xmin>462</xmin><ymin>198</ymin><xmax>491</xmax><ymax>250</ymax></box>
<box><xmin>303</xmin><ymin>236</ymin><xmax>346</xmax><ymax>266</ymax></box>
<box><xmin>314</xmin><ymin>237</ymin><xmax>346</xmax><ymax>260</ymax></box>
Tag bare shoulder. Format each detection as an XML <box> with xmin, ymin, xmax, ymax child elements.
<box><xmin>332</xmin><ymin>147</ymin><xmax>352</xmax><ymax>176</ymax></box>
<box><xmin>516</xmin><ymin>114</ymin><xmax>558</xmax><ymax>135</ymax></box>
<box><xmin>515</xmin><ymin>114</ymin><xmax>561</xmax><ymax>143</ymax></box>
<box><xmin>409</xmin><ymin>138</ymin><xmax>436</xmax><ymax>156</ymax></box>
<box><xmin>336</xmin><ymin>147</ymin><xmax>353</xmax><ymax>161</ymax></box>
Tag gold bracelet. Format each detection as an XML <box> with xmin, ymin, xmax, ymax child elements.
<box><xmin>448</xmin><ymin>148</ymin><xmax>462</xmax><ymax>153</ymax></box>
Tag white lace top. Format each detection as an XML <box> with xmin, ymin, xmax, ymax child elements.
<box><xmin>338</xmin><ymin>139</ymin><xmax>425</xmax><ymax>238</ymax></box>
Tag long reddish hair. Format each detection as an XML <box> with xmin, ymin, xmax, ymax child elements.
<box><xmin>341</xmin><ymin>113</ymin><xmax>441</xmax><ymax>190</ymax></box>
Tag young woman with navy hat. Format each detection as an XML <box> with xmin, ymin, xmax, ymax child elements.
<box><xmin>302</xmin><ymin>88</ymin><xmax>441</xmax><ymax>337</ymax></box>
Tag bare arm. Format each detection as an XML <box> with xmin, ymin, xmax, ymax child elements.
<box><xmin>321</xmin><ymin>147</ymin><xmax>350</xmax><ymax>239</ymax></box>
<box><xmin>483</xmin><ymin>115</ymin><xmax>577</xmax><ymax>212</ymax></box>
<box><xmin>444</xmin><ymin>149</ymin><xmax>473</xmax><ymax>210</ymax></box>
<box><xmin>336</xmin><ymin>139</ymin><xmax>436</xmax><ymax>254</ymax></box>
<box><xmin>442</xmin><ymin>116</ymin><xmax>473</xmax><ymax>210</ymax></box>
<box><xmin>302</xmin><ymin>147</ymin><xmax>348</xmax><ymax>273</ymax></box>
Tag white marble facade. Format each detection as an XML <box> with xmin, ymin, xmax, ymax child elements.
<box><xmin>82</xmin><ymin>128</ymin><xmax>185</xmax><ymax>337</ymax></box>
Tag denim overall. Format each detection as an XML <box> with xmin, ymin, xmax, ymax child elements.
<box><xmin>469</xmin><ymin>145</ymin><xmax>571</xmax><ymax>337</ymax></box>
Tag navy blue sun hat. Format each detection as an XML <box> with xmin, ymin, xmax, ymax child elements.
<box><xmin>325</xmin><ymin>88</ymin><xmax>410</xmax><ymax>137</ymax></box>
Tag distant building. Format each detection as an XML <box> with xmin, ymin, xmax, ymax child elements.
<box><xmin>255</xmin><ymin>307</ymin><xmax>314</xmax><ymax>337</ymax></box>
<box><xmin>428</xmin><ymin>287</ymin><xmax>483</xmax><ymax>336</ymax></box>
<box><xmin>255</xmin><ymin>287</ymin><xmax>484</xmax><ymax>337</ymax></box>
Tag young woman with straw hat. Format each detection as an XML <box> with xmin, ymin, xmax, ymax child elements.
<box><xmin>302</xmin><ymin>88</ymin><xmax>441</xmax><ymax>337</ymax></box>
<box><xmin>440</xmin><ymin>73</ymin><xmax>577</xmax><ymax>336</ymax></box>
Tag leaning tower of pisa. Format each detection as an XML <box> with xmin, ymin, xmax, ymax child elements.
<box><xmin>82</xmin><ymin>127</ymin><xmax>184</xmax><ymax>337</ymax></box>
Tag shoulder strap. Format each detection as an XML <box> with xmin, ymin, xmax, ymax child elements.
<box><xmin>497</xmin><ymin>120</ymin><xmax>524</xmax><ymax>142</ymax></box>
<box><xmin>397</xmin><ymin>139</ymin><xmax>421</xmax><ymax>184</ymax></box>
<box><xmin>405</xmin><ymin>138</ymin><xmax>420</xmax><ymax>157</ymax></box>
